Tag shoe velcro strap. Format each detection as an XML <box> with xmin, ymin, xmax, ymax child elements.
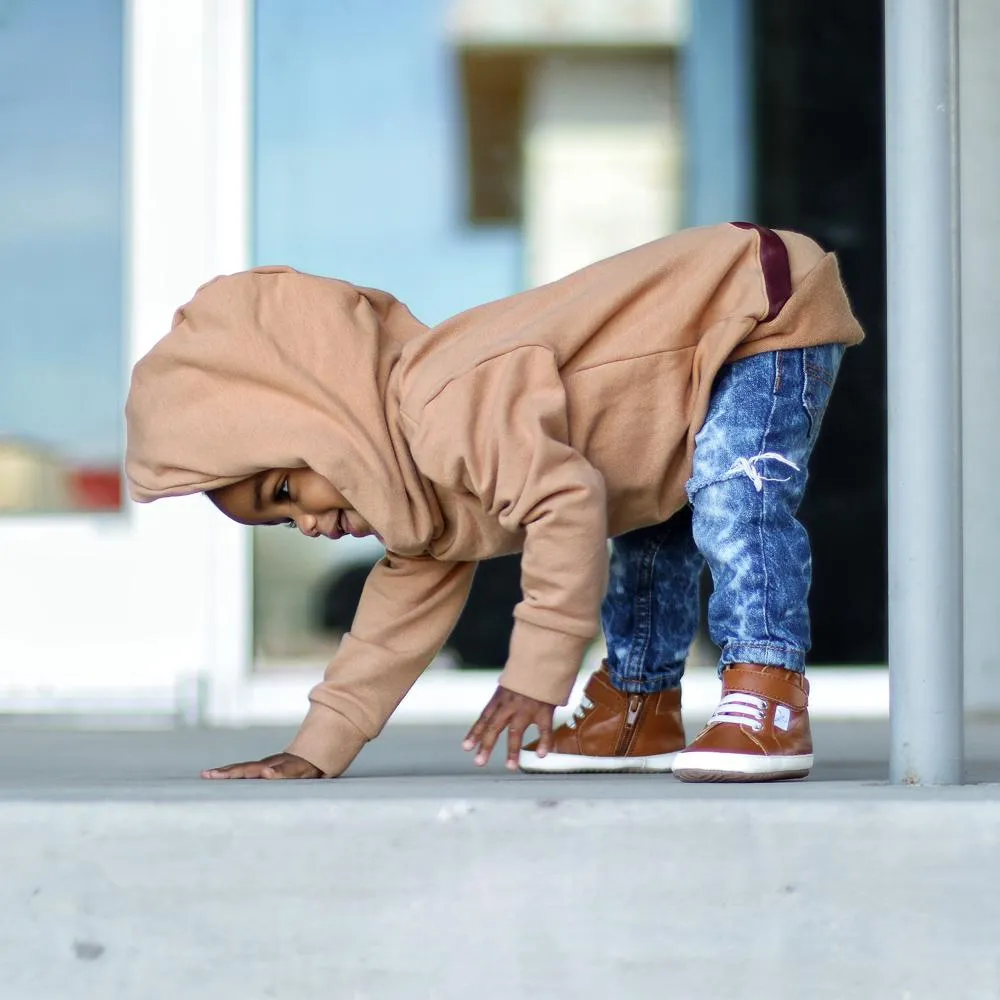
<box><xmin>723</xmin><ymin>672</ymin><xmax>808</xmax><ymax>710</ymax></box>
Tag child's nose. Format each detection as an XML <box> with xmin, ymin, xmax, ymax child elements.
<box><xmin>297</xmin><ymin>514</ymin><xmax>320</xmax><ymax>538</ymax></box>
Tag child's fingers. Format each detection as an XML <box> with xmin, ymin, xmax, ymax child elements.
<box><xmin>201</xmin><ymin>761</ymin><xmax>260</xmax><ymax>779</ymax></box>
<box><xmin>505</xmin><ymin>723</ymin><xmax>526</xmax><ymax>771</ymax></box>
<box><xmin>200</xmin><ymin>754</ymin><xmax>319</xmax><ymax>780</ymax></box>
<box><xmin>463</xmin><ymin>687</ymin><xmax>504</xmax><ymax>751</ymax></box>
<box><xmin>463</xmin><ymin>711</ymin><xmax>489</xmax><ymax>751</ymax></box>
<box><xmin>463</xmin><ymin>719</ymin><xmax>482</xmax><ymax>751</ymax></box>
<box><xmin>534</xmin><ymin>712</ymin><xmax>554</xmax><ymax>758</ymax></box>
<box><xmin>474</xmin><ymin>712</ymin><xmax>508</xmax><ymax>767</ymax></box>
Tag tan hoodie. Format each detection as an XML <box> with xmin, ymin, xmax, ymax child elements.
<box><xmin>125</xmin><ymin>223</ymin><xmax>863</xmax><ymax>775</ymax></box>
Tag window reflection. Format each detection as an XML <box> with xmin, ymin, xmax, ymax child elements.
<box><xmin>252</xmin><ymin>0</ymin><xmax>520</xmax><ymax>666</ymax></box>
<box><xmin>0</xmin><ymin>0</ymin><xmax>123</xmax><ymax>513</ymax></box>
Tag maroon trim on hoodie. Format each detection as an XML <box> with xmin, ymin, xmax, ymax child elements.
<box><xmin>731</xmin><ymin>222</ymin><xmax>792</xmax><ymax>321</ymax></box>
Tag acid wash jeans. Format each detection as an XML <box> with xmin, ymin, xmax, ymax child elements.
<box><xmin>601</xmin><ymin>344</ymin><xmax>846</xmax><ymax>693</ymax></box>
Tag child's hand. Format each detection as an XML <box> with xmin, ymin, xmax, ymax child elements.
<box><xmin>463</xmin><ymin>685</ymin><xmax>555</xmax><ymax>771</ymax></box>
<box><xmin>201</xmin><ymin>752</ymin><xmax>323</xmax><ymax>780</ymax></box>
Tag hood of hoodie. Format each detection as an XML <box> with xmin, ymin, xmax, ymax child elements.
<box><xmin>124</xmin><ymin>266</ymin><xmax>442</xmax><ymax>555</ymax></box>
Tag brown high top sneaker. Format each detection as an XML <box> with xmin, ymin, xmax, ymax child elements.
<box><xmin>672</xmin><ymin>664</ymin><xmax>813</xmax><ymax>782</ymax></box>
<box><xmin>518</xmin><ymin>664</ymin><xmax>685</xmax><ymax>773</ymax></box>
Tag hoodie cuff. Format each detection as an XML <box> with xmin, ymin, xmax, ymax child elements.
<box><xmin>286</xmin><ymin>703</ymin><xmax>369</xmax><ymax>777</ymax></box>
<box><xmin>499</xmin><ymin>619</ymin><xmax>591</xmax><ymax>707</ymax></box>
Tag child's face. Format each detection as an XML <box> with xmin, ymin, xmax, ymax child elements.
<box><xmin>208</xmin><ymin>468</ymin><xmax>380</xmax><ymax>541</ymax></box>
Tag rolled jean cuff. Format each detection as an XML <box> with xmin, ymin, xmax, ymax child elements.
<box><xmin>605</xmin><ymin>660</ymin><xmax>686</xmax><ymax>695</ymax></box>
<box><xmin>720</xmin><ymin>642</ymin><xmax>806</xmax><ymax>674</ymax></box>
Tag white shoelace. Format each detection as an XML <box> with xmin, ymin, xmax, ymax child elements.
<box><xmin>707</xmin><ymin>692</ymin><xmax>767</xmax><ymax>732</ymax></box>
<box><xmin>566</xmin><ymin>694</ymin><xmax>595</xmax><ymax>729</ymax></box>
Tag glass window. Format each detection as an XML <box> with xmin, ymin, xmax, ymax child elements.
<box><xmin>0</xmin><ymin>0</ymin><xmax>124</xmax><ymax>513</ymax></box>
<box><xmin>251</xmin><ymin>0</ymin><xmax>519</xmax><ymax>666</ymax></box>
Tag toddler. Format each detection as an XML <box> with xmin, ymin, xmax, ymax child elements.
<box><xmin>125</xmin><ymin>222</ymin><xmax>862</xmax><ymax>782</ymax></box>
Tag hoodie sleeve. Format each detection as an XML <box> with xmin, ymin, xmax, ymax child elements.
<box><xmin>286</xmin><ymin>553</ymin><xmax>475</xmax><ymax>775</ymax></box>
<box><xmin>408</xmin><ymin>346</ymin><xmax>608</xmax><ymax>707</ymax></box>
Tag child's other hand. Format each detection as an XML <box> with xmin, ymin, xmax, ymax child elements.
<box><xmin>463</xmin><ymin>685</ymin><xmax>555</xmax><ymax>771</ymax></box>
<box><xmin>201</xmin><ymin>752</ymin><xmax>322</xmax><ymax>780</ymax></box>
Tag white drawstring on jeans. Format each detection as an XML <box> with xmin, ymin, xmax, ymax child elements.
<box><xmin>726</xmin><ymin>452</ymin><xmax>801</xmax><ymax>493</ymax></box>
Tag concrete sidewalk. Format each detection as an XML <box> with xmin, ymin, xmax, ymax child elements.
<box><xmin>2</xmin><ymin>714</ymin><xmax>999</xmax><ymax>793</ymax></box>
<box><xmin>2</xmin><ymin>718</ymin><xmax>999</xmax><ymax>1000</ymax></box>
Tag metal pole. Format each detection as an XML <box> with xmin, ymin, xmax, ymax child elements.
<box><xmin>885</xmin><ymin>0</ymin><xmax>963</xmax><ymax>784</ymax></box>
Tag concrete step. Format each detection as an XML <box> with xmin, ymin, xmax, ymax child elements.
<box><xmin>3</xmin><ymin>719</ymin><xmax>999</xmax><ymax>998</ymax></box>
<box><xmin>4</xmin><ymin>789</ymin><xmax>999</xmax><ymax>1000</ymax></box>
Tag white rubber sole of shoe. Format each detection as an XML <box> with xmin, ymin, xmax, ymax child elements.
<box><xmin>517</xmin><ymin>750</ymin><xmax>679</xmax><ymax>774</ymax></box>
<box><xmin>672</xmin><ymin>751</ymin><xmax>814</xmax><ymax>783</ymax></box>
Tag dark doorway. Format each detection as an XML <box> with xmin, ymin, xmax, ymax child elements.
<box><xmin>752</xmin><ymin>0</ymin><xmax>887</xmax><ymax>663</ymax></box>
